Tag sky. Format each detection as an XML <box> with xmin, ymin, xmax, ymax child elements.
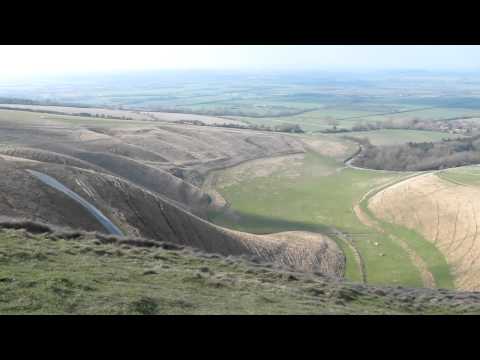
<box><xmin>1</xmin><ymin>45</ymin><xmax>480</xmax><ymax>80</ymax></box>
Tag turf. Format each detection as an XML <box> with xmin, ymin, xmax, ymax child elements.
<box><xmin>2</xmin><ymin>228</ymin><xmax>477</xmax><ymax>314</ymax></box>
<box><xmin>0</xmin><ymin>228</ymin><xmax>422</xmax><ymax>314</ymax></box>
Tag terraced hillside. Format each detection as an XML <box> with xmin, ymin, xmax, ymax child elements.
<box><xmin>0</xmin><ymin>109</ymin><xmax>344</xmax><ymax>275</ymax></box>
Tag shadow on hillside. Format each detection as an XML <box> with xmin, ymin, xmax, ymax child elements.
<box><xmin>211</xmin><ymin>210</ymin><xmax>333</xmax><ymax>236</ymax></box>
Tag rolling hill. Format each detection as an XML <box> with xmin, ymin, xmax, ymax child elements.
<box><xmin>368</xmin><ymin>170</ymin><xmax>480</xmax><ymax>291</ymax></box>
<box><xmin>0</xmin><ymin>109</ymin><xmax>344</xmax><ymax>275</ymax></box>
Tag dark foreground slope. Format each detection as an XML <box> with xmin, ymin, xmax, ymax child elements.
<box><xmin>1</xmin><ymin>224</ymin><xmax>479</xmax><ymax>314</ymax></box>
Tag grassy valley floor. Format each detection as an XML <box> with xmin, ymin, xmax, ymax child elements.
<box><xmin>208</xmin><ymin>135</ymin><xmax>454</xmax><ymax>289</ymax></box>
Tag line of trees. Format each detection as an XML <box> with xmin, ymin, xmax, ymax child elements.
<box><xmin>213</xmin><ymin>122</ymin><xmax>304</xmax><ymax>133</ymax></box>
<box><xmin>150</xmin><ymin>106</ymin><xmax>317</xmax><ymax>118</ymax></box>
<box><xmin>319</xmin><ymin>116</ymin><xmax>479</xmax><ymax>136</ymax></box>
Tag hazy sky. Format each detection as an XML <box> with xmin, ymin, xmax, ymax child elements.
<box><xmin>1</xmin><ymin>45</ymin><xmax>480</xmax><ymax>80</ymax></box>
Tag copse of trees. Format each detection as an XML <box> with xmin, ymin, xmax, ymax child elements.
<box><xmin>352</xmin><ymin>135</ymin><xmax>480</xmax><ymax>171</ymax></box>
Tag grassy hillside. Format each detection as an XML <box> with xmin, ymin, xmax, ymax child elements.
<box><xmin>368</xmin><ymin>170</ymin><xmax>480</xmax><ymax>291</ymax></box>
<box><xmin>1</xmin><ymin>226</ymin><xmax>479</xmax><ymax>314</ymax></box>
<box><xmin>358</xmin><ymin>177</ymin><xmax>454</xmax><ymax>290</ymax></box>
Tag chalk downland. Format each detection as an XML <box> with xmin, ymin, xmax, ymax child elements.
<box><xmin>368</xmin><ymin>172</ymin><xmax>480</xmax><ymax>291</ymax></box>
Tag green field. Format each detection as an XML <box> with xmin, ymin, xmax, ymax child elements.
<box><xmin>228</xmin><ymin>108</ymin><xmax>379</xmax><ymax>132</ymax></box>
<box><xmin>227</xmin><ymin>106</ymin><xmax>480</xmax><ymax>133</ymax></box>
<box><xmin>7</xmin><ymin>70</ymin><xmax>480</xmax><ymax>133</ymax></box>
<box><xmin>0</xmin><ymin>109</ymin><xmax>152</xmax><ymax>129</ymax></box>
<box><xmin>359</xmin><ymin>178</ymin><xmax>454</xmax><ymax>289</ymax></box>
<box><xmin>437</xmin><ymin>166</ymin><xmax>480</xmax><ymax>186</ymax></box>
<box><xmin>384</xmin><ymin>107</ymin><xmax>480</xmax><ymax>122</ymax></box>
<box><xmin>208</xmin><ymin>138</ymin><xmax>452</xmax><ymax>288</ymax></box>
<box><xmin>7</xmin><ymin>74</ymin><xmax>480</xmax><ymax>135</ymax></box>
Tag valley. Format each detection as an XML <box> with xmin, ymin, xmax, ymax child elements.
<box><xmin>0</xmin><ymin>104</ymin><xmax>475</xmax><ymax>293</ymax></box>
<box><xmin>2</xmin><ymin>67</ymin><xmax>480</xmax><ymax>314</ymax></box>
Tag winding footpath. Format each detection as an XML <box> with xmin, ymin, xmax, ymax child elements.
<box><xmin>329</xmin><ymin>228</ymin><xmax>367</xmax><ymax>284</ymax></box>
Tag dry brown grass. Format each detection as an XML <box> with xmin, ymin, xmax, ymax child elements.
<box><xmin>205</xmin><ymin>153</ymin><xmax>305</xmax><ymax>191</ymax></box>
<box><xmin>369</xmin><ymin>173</ymin><xmax>480</xmax><ymax>291</ymax></box>
<box><xmin>217</xmin><ymin>228</ymin><xmax>345</xmax><ymax>276</ymax></box>
<box><xmin>300</xmin><ymin>135</ymin><xmax>354</xmax><ymax>160</ymax></box>
<box><xmin>0</xmin><ymin>157</ymin><xmax>344</xmax><ymax>277</ymax></box>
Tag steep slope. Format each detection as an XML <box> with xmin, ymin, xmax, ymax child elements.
<box><xmin>0</xmin><ymin>147</ymin><xmax>212</xmax><ymax>217</ymax></box>
<box><xmin>1</xmin><ymin>225</ymin><xmax>479</xmax><ymax>314</ymax></box>
<box><xmin>0</xmin><ymin>156</ymin><xmax>344</xmax><ymax>275</ymax></box>
<box><xmin>368</xmin><ymin>172</ymin><xmax>480</xmax><ymax>291</ymax></box>
<box><xmin>0</xmin><ymin>114</ymin><xmax>306</xmax><ymax>212</ymax></box>
<box><xmin>0</xmin><ymin>111</ymin><xmax>344</xmax><ymax>275</ymax></box>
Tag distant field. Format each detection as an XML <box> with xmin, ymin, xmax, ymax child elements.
<box><xmin>230</xmin><ymin>107</ymin><xmax>480</xmax><ymax>133</ymax></box>
<box><xmin>341</xmin><ymin>129</ymin><xmax>459</xmax><ymax>146</ymax></box>
<box><xmin>0</xmin><ymin>104</ymin><xmax>246</xmax><ymax>126</ymax></box>
<box><xmin>0</xmin><ymin>108</ymin><xmax>152</xmax><ymax>129</ymax></box>
<box><xmin>228</xmin><ymin>108</ymin><xmax>379</xmax><ymax>132</ymax></box>
<box><xmin>383</xmin><ymin>107</ymin><xmax>480</xmax><ymax>122</ymax></box>
<box><xmin>6</xmin><ymin>77</ymin><xmax>480</xmax><ymax>133</ymax></box>
<box><xmin>0</xmin><ymin>104</ymin><xmax>150</xmax><ymax>120</ymax></box>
